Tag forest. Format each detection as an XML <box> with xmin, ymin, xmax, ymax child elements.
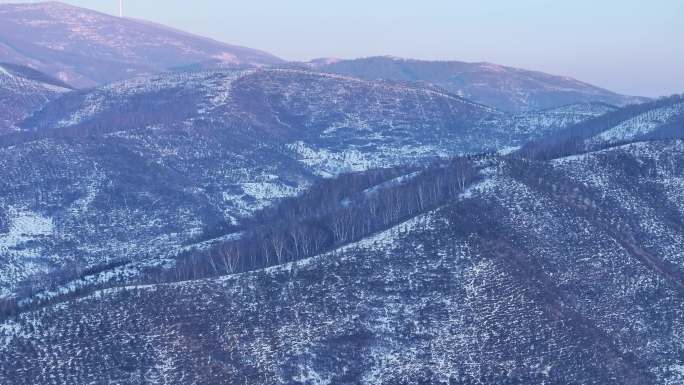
<box><xmin>150</xmin><ymin>156</ymin><xmax>480</xmax><ymax>281</ymax></box>
<box><xmin>0</xmin><ymin>155</ymin><xmax>481</xmax><ymax>320</ymax></box>
<box><xmin>520</xmin><ymin>94</ymin><xmax>684</xmax><ymax>160</ymax></box>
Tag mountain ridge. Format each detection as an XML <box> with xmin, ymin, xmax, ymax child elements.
<box><xmin>0</xmin><ymin>1</ymin><xmax>283</xmax><ymax>87</ymax></box>
<box><xmin>0</xmin><ymin>62</ymin><xmax>71</xmax><ymax>133</ymax></box>
<box><xmin>308</xmin><ymin>56</ymin><xmax>648</xmax><ymax>111</ymax></box>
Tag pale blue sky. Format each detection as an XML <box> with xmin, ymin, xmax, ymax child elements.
<box><xmin>32</xmin><ymin>1</ymin><xmax>684</xmax><ymax>96</ymax></box>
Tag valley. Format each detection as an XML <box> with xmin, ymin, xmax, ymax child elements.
<box><xmin>0</xmin><ymin>2</ymin><xmax>682</xmax><ymax>384</ymax></box>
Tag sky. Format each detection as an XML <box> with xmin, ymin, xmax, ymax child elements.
<box><xmin>19</xmin><ymin>0</ymin><xmax>684</xmax><ymax>96</ymax></box>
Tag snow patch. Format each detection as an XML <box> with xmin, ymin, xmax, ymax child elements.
<box><xmin>497</xmin><ymin>146</ymin><xmax>520</xmax><ymax>155</ymax></box>
<box><xmin>56</xmin><ymin>93</ymin><xmax>106</xmax><ymax>127</ymax></box>
<box><xmin>460</xmin><ymin>177</ymin><xmax>498</xmax><ymax>199</ymax></box>
<box><xmin>0</xmin><ymin>209</ymin><xmax>54</xmax><ymax>251</ymax></box>
<box><xmin>241</xmin><ymin>182</ymin><xmax>300</xmax><ymax>201</ymax></box>
<box><xmin>0</xmin><ymin>65</ymin><xmax>11</xmax><ymax>77</ymax></box>
<box><xmin>592</xmin><ymin>102</ymin><xmax>684</xmax><ymax>144</ymax></box>
<box><xmin>213</xmin><ymin>52</ymin><xmax>239</xmax><ymax>63</ymax></box>
<box><xmin>287</xmin><ymin>141</ymin><xmax>375</xmax><ymax>176</ymax></box>
<box><xmin>0</xmin><ymin>321</ymin><xmax>24</xmax><ymax>349</ymax></box>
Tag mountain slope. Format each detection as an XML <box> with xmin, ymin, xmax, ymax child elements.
<box><xmin>21</xmin><ymin>69</ymin><xmax>615</xmax><ymax>163</ymax></box>
<box><xmin>1</xmin><ymin>139</ymin><xmax>682</xmax><ymax>384</ymax></box>
<box><xmin>0</xmin><ymin>62</ymin><xmax>71</xmax><ymax>133</ymax></box>
<box><xmin>0</xmin><ymin>68</ymin><xmax>613</xmax><ymax>299</ymax></box>
<box><xmin>522</xmin><ymin>94</ymin><xmax>684</xmax><ymax>159</ymax></box>
<box><xmin>587</xmin><ymin>97</ymin><xmax>684</xmax><ymax>145</ymax></box>
<box><xmin>0</xmin><ymin>69</ymin><xmax>497</xmax><ymax>297</ymax></box>
<box><xmin>0</xmin><ymin>2</ymin><xmax>282</xmax><ymax>87</ymax></box>
<box><xmin>310</xmin><ymin>56</ymin><xmax>646</xmax><ymax>111</ymax></box>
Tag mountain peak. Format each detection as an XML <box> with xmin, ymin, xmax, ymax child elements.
<box><xmin>0</xmin><ymin>1</ymin><xmax>282</xmax><ymax>87</ymax></box>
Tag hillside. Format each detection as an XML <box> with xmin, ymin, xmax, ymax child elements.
<box><xmin>522</xmin><ymin>94</ymin><xmax>684</xmax><ymax>159</ymax></box>
<box><xmin>0</xmin><ymin>2</ymin><xmax>282</xmax><ymax>87</ymax></box>
<box><xmin>0</xmin><ymin>1</ymin><xmax>649</xmax><ymax>111</ymax></box>
<box><xmin>1</xmin><ymin>139</ymin><xmax>682</xmax><ymax>384</ymax></box>
<box><xmin>310</xmin><ymin>56</ymin><xmax>646</xmax><ymax>111</ymax></box>
<box><xmin>0</xmin><ymin>3</ymin><xmax>681</xmax><ymax>384</ymax></box>
<box><xmin>0</xmin><ymin>62</ymin><xmax>71</xmax><ymax>133</ymax></box>
<box><xmin>0</xmin><ymin>68</ymin><xmax>612</xmax><ymax>300</ymax></box>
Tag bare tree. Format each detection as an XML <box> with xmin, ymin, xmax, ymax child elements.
<box><xmin>270</xmin><ymin>231</ymin><xmax>288</xmax><ymax>264</ymax></box>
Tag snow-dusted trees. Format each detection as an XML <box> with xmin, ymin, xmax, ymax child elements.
<box><xmin>0</xmin><ymin>208</ymin><xmax>8</xmax><ymax>234</ymax></box>
<box><xmin>0</xmin><ymin>297</ymin><xmax>19</xmax><ymax>319</ymax></box>
<box><xmin>519</xmin><ymin>94</ymin><xmax>684</xmax><ymax>160</ymax></box>
<box><xmin>162</xmin><ymin>156</ymin><xmax>480</xmax><ymax>281</ymax></box>
<box><xmin>216</xmin><ymin>243</ymin><xmax>240</xmax><ymax>273</ymax></box>
<box><xmin>453</xmin><ymin>157</ymin><xmax>473</xmax><ymax>191</ymax></box>
<box><xmin>0</xmin><ymin>156</ymin><xmax>481</xmax><ymax>320</ymax></box>
<box><xmin>329</xmin><ymin>209</ymin><xmax>354</xmax><ymax>244</ymax></box>
<box><xmin>270</xmin><ymin>231</ymin><xmax>288</xmax><ymax>263</ymax></box>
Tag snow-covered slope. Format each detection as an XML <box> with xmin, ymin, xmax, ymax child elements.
<box><xmin>1</xmin><ymin>140</ymin><xmax>682</xmax><ymax>385</ymax></box>
<box><xmin>0</xmin><ymin>62</ymin><xmax>71</xmax><ymax>133</ymax></box>
<box><xmin>24</xmin><ymin>68</ymin><xmax>614</xmax><ymax>168</ymax></box>
<box><xmin>310</xmin><ymin>56</ymin><xmax>647</xmax><ymax>111</ymax></box>
<box><xmin>0</xmin><ymin>68</ymin><xmax>612</xmax><ymax>299</ymax></box>
<box><xmin>497</xmin><ymin>102</ymin><xmax>618</xmax><ymax>137</ymax></box>
<box><xmin>521</xmin><ymin>95</ymin><xmax>684</xmax><ymax>158</ymax></box>
<box><xmin>588</xmin><ymin>100</ymin><xmax>684</xmax><ymax>145</ymax></box>
<box><xmin>0</xmin><ymin>2</ymin><xmax>282</xmax><ymax>87</ymax></box>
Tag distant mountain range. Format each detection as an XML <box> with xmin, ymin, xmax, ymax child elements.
<box><xmin>309</xmin><ymin>56</ymin><xmax>648</xmax><ymax>111</ymax></box>
<box><xmin>0</xmin><ymin>1</ymin><xmax>282</xmax><ymax>88</ymax></box>
<box><xmin>0</xmin><ymin>3</ymin><xmax>682</xmax><ymax>385</ymax></box>
<box><xmin>0</xmin><ymin>2</ymin><xmax>647</xmax><ymax>112</ymax></box>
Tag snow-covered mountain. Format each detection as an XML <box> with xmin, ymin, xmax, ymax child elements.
<box><xmin>0</xmin><ymin>2</ymin><xmax>282</xmax><ymax>87</ymax></box>
<box><xmin>587</xmin><ymin>97</ymin><xmax>684</xmax><ymax>146</ymax></box>
<box><xmin>309</xmin><ymin>56</ymin><xmax>647</xmax><ymax>111</ymax></box>
<box><xmin>0</xmin><ymin>1</ymin><xmax>647</xmax><ymax>111</ymax></box>
<box><xmin>0</xmin><ymin>62</ymin><xmax>71</xmax><ymax>133</ymax></box>
<box><xmin>0</xmin><ymin>68</ymin><xmax>613</xmax><ymax>299</ymax></box>
<box><xmin>0</xmin><ymin>4</ymin><xmax>681</xmax><ymax>384</ymax></box>
<box><xmin>0</xmin><ymin>1</ymin><xmax>647</xmax><ymax>113</ymax></box>
<box><xmin>522</xmin><ymin>94</ymin><xmax>684</xmax><ymax>158</ymax></box>
<box><xmin>1</xmin><ymin>138</ymin><xmax>682</xmax><ymax>385</ymax></box>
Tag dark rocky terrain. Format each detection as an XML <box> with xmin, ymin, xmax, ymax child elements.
<box><xmin>0</xmin><ymin>2</ymin><xmax>282</xmax><ymax>87</ymax></box>
<box><xmin>1</xmin><ymin>138</ymin><xmax>682</xmax><ymax>385</ymax></box>
<box><xmin>309</xmin><ymin>56</ymin><xmax>647</xmax><ymax>111</ymax></box>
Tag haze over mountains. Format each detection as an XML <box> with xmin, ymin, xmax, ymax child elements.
<box><xmin>0</xmin><ymin>2</ymin><xmax>682</xmax><ymax>385</ymax></box>
<box><xmin>0</xmin><ymin>2</ymin><xmax>645</xmax><ymax>111</ymax></box>
<box><xmin>0</xmin><ymin>1</ymin><xmax>282</xmax><ymax>87</ymax></box>
<box><xmin>309</xmin><ymin>56</ymin><xmax>647</xmax><ymax>111</ymax></box>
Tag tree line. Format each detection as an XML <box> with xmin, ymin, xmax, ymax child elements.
<box><xmin>519</xmin><ymin>94</ymin><xmax>684</xmax><ymax>160</ymax></box>
<box><xmin>0</xmin><ymin>155</ymin><xmax>481</xmax><ymax>321</ymax></box>
<box><xmin>154</xmin><ymin>156</ymin><xmax>480</xmax><ymax>282</ymax></box>
<box><xmin>0</xmin><ymin>258</ymin><xmax>131</xmax><ymax>321</ymax></box>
